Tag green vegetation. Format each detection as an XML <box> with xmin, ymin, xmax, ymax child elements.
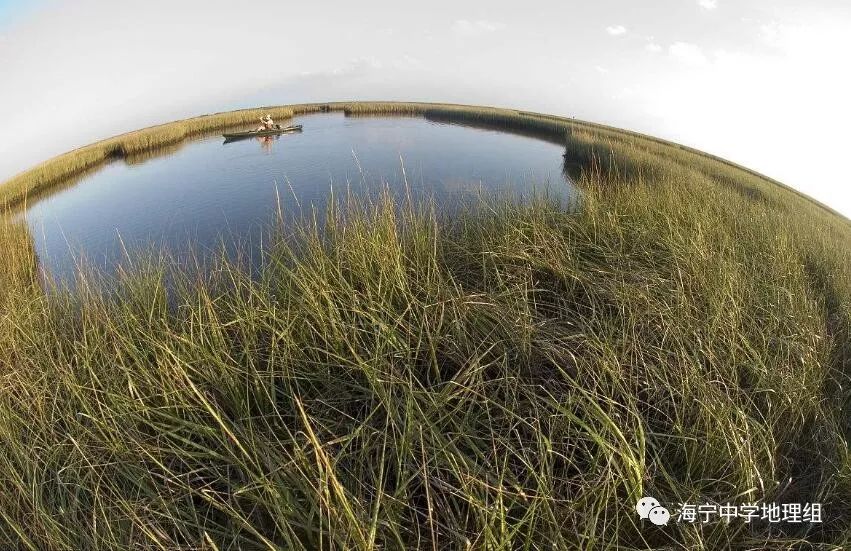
<box><xmin>1</xmin><ymin>102</ymin><xmax>850</xmax><ymax>549</ymax></box>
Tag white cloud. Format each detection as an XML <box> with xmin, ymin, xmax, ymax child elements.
<box><xmin>668</xmin><ymin>41</ymin><xmax>708</xmax><ymax>66</ymax></box>
<box><xmin>398</xmin><ymin>54</ymin><xmax>423</xmax><ymax>69</ymax></box>
<box><xmin>645</xmin><ymin>43</ymin><xmax>662</xmax><ymax>53</ymax></box>
<box><xmin>759</xmin><ymin>22</ymin><xmax>782</xmax><ymax>46</ymax></box>
<box><xmin>595</xmin><ymin>65</ymin><xmax>610</xmax><ymax>74</ymax></box>
<box><xmin>297</xmin><ymin>56</ymin><xmax>383</xmax><ymax>79</ymax></box>
<box><xmin>614</xmin><ymin>86</ymin><xmax>641</xmax><ymax>100</ymax></box>
<box><xmin>606</xmin><ymin>25</ymin><xmax>627</xmax><ymax>36</ymax></box>
<box><xmin>333</xmin><ymin>56</ymin><xmax>383</xmax><ymax>75</ymax></box>
<box><xmin>452</xmin><ymin>19</ymin><xmax>506</xmax><ymax>37</ymax></box>
<box><xmin>698</xmin><ymin>0</ymin><xmax>718</xmax><ymax>10</ymax></box>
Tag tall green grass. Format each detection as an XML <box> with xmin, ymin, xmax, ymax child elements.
<box><xmin>0</xmin><ymin>214</ymin><xmax>39</xmax><ymax>302</ymax></box>
<box><xmin>2</xmin><ymin>157</ymin><xmax>851</xmax><ymax>548</ymax></box>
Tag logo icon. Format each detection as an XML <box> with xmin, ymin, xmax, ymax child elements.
<box><xmin>636</xmin><ymin>496</ymin><xmax>670</xmax><ymax>526</ymax></box>
<box><xmin>648</xmin><ymin>505</ymin><xmax>671</xmax><ymax>525</ymax></box>
<box><xmin>636</xmin><ymin>496</ymin><xmax>660</xmax><ymax>519</ymax></box>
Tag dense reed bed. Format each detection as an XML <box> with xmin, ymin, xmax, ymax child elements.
<box><xmin>1</xmin><ymin>102</ymin><xmax>850</xmax><ymax>549</ymax></box>
<box><xmin>0</xmin><ymin>215</ymin><xmax>39</xmax><ymax>304</ymax></box>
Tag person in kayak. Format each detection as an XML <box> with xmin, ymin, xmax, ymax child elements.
<box><xmin>258</xmin><ymin>114</ymin><xmax>275</xmax><ymax>131</ymax></box>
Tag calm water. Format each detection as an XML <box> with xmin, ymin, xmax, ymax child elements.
<box><xmin>24</xmin><ymin>113</ymin><xmax>574</xmax><ymax>282</ymax></box>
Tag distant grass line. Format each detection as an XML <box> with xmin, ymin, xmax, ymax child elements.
<box><xmin>520</xmin><ymin>109</ymin><xmax>848</xmax><ymax>221</ymax></box>
<box><xmin>4</xmin><ymin>101</ymin><xmax>845</xmax><ymax>224</ymax></box>
<box><xmin>520</xmin><ymin>109</ymin><xmax>789</xmax><ymax>188</ymax></box>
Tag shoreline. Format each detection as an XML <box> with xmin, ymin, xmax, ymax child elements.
<box><xmin>3</xmin><ymin>101</ymin><xmax>843</xmax><ymax>222</ymax></box>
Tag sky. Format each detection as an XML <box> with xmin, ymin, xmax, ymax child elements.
<box><xmin>1</xmin><ymin>0</ymin><xmax>850</xmax><ymax>217</ymax></box>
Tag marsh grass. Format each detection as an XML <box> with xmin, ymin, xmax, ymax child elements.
<box><xmin>2</xmin><ymin>157</ymin><xmax>851</xmax><ymax>549</ymax></box>
<box><xmin>0</xmin><ymin>214</ymin><xmax>39</xmax><ymax>301</ymax></box>
<box><xmin>1</xmin><ymin>102</ymin><xmax>850</xmax><ymax>549</ymax></box>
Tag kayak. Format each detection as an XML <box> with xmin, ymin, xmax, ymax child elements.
<box><xmin>223</xmin><ymin>125</ymin><xmax>303</xmax><ymax>140</ymax></box>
